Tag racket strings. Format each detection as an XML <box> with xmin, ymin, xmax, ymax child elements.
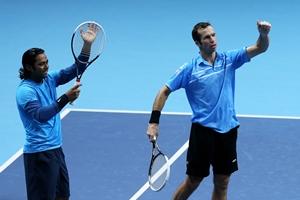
<box><xmin>149</xmin><ymin>154</ymin><xmax>169</xmax><ymax>191</ymax></box>
<box><xmin>72</xmin><ymin>22</ymin><xmax>106</xmax><ymax>64</ymax></box>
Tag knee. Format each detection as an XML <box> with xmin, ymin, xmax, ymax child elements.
<box><xmin>214</xmin><ymin>181</ymin><xmax>228</xmax><ymax>192</ymax></box>
<box><xmin>213</xmin><ymin>175</ymin><xmax>230</xmax><ymax>192</ymax></box>
<box><xmin>186</xmin><ymin>175</ymin><xmax>202</xmax><ymax>189</ymax></box>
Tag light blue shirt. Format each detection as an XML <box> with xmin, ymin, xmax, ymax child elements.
<box><xmin>16</xmin><ymin>72</ymin><xmax>61</xmax><ymax>153</ymax></box>
<box><xmin>16</xmin><ymin>61</ymin><xmax>84</xmax><ymax>153</ymax></box>
<box><xmin>166</xmin><ymin>48</ymin><xmax>250</xmax><ymax>133</ymax></box>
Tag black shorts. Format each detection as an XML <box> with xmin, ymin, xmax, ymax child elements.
<box><xmin>186</xmin><ymin>123</ymin><xmax>238</xmax><ymax>178</ymax></box>
<box><xmin>23</xmin><ymin>147</ymin><xmax>70</xmax><ymax>200</ymax></box>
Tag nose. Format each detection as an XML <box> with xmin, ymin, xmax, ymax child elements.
<box><xmin>43</xmin><ymin>65</ymin><xmax>49</xmax><ymax>73</ymax></box>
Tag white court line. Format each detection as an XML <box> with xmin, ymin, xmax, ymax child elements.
<box><xmin>68</xmin><ymin>108</ymin><xmax>191</xmax><ymax>116</ymax></box>
<box><xmin>0</xmin><ymin>109</ymin><xmax>72</xmax><ymax>173</ymax></box>
<box><xmin>237</xmin><ymin>114</ymin><xmax>300</xmax><ymax>120</ymax></box>
<box><xmin>67</xmin><ymin>108</ymin><xmax>300</xmax><ymax>120</ymax></box>
<box><xmin>61</xmin><ymin>108</ymin><xmax>72</xmax><ymax>118</ymax></box>
<box><xmin>129</xmin><ymin>140</ymin><xmax>189</xmax><ymax>200</ymax></box>
<box><xmin>0</xmin><ymin>148</ymin><xmax>23</xmax><ymax>173</ymax></box>
<box><xmin>2</xmin><ymin>108</ymin><xmax>299</xmax><ymax>175</ymax></box>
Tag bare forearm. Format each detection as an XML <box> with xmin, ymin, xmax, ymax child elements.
<box><xmin>147</xmin><ymin>86</ymin><xmax>171</xmax><ymax>140</ymax></box>
<box><xmin>256</xmin><ymin>34</ymin><xmax>269</xmax><ymax>53</ymax></box>
<box><xmin>247</xmin><ymin>34</ymin><xmax>269</xmax><ymax>59</ymax></box>
<box><xmin>152</xmin><ymin>86</ymin><xmax>171</xmax><ymax>111</ymax></box>
<box><xmin>247</xmin><ymin>20</ymin><xmax>271</xmax><ymax>59</ymax></box>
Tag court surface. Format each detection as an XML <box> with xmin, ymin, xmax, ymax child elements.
<box><xmin>1</xmin><ymin>109</ymin><xmax>300</xmax><ymax>200</ymax></box>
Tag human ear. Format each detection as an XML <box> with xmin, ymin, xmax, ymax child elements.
<box><xmin>24</xmin><ymin>64</ymin><xmax>33</xmax><ymax>72</ymax></box>
<box><xmin>195</xmin><ymin>40</ymin><xmax>201</xmax><ymax>48</ymax></box>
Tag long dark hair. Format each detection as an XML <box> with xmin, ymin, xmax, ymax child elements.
<box><xmin>19</xmin><ymin>48</ymin><xmax>45</xmax><ymax>79</ymax></box>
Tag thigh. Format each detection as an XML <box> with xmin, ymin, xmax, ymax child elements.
<box><xmin>186</xmin><ymin>123</ymin><xmax>214</xmax><ymax>178</ymax></box>
<box><xmin>212</xmin><ymin>127</ymin><xmax>238</xmax><ymax>175</ymax></box>
<box><xmin>55</xmin><ymin>148</ymin><xmax>70</xmax><ymax>199</ymax></box>
<box><xmin>24</xmin><ymin>150</ymin><xmax>60</xmax><ymax>200</ymax></box>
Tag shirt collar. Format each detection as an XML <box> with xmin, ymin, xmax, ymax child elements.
<box><xmin>197</xmin><ymin>52</ymin><xmax>219</xmax><ymax>67</ymax></box>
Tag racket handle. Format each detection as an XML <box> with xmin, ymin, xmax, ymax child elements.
<box><xmin>151</xmin><ymin>136</ymin><xmax>157</xmax><ymax>148</ymax></box>
<box><xmin>153</xmin><ymin>136</ymin><xmax>157</xmax><ymax>142</ymax></box>
<box><xmin>69</xmin><ymin>80</ymin><xmax>81</xmax><ymax>105</ymax></box>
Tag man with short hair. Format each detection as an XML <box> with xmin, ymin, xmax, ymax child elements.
<box><xmin>147</xmin><ymin>20</ymin><xmax>271</xmax><ymax>200</ymax></box>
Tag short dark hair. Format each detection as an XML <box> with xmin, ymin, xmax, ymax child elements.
<box><xmin>19</xmin><ymin>48</ymin><xmax>45</xmax><ymax>79</ymax></box>
<box><xmin>192</xmin><ymin>22</ymin><xmax>211</xmax><ymax>43</ymax></box>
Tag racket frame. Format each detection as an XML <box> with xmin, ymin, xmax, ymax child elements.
<box><xmin>70</xmin><ymin>20</ymin><xmax>106</xmax><ymax>82</ymax></box>
<box><xmin>148</xmin><ymin>141</ymin><xmax>170</xmax><ymax>192</ymax></box>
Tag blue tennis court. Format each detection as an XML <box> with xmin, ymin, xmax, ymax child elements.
<box><xmin>1</xmin><ymin>109</ymin><xmax>300</xmax><ymax>199</ymax></box>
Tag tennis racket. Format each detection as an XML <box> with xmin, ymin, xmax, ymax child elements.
<box><xmin>69</xmin><ymin>21</ymin><xmax>106</xmax><ymax>104</ymax></box>
<box><xmin>71</xmin><ymin>20</ymin><xmax>106</xmax><ymax>83</ymax></box>
<box><xmin>148</xmin><ymin>137</ymin><xmax>170</xmax><ymax>191</ymax></box>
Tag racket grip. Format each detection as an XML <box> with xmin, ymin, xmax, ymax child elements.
<box><xmin>151</xmin><ymin>136</ymin><xmax>157</xmax><ymax>147</ymax></box>
<box><xmin>153</xmin><ymin>136</ymin><xmax>157</xmax><ymax>141</ymax></box>
<box><xmin>69</xmin><ymin>80</ymin><xmax>81</xmax><ymax>105</ymax></box>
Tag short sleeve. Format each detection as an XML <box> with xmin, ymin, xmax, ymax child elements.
<box><xmin>166</xmin><ymin>63</ymin><xmax>192</xmax><ymax>92</ymax></box>
<box><xmin>226</xmin><ymin>47</ymin><xmax>250</xmax><ymax>70</ymax></box>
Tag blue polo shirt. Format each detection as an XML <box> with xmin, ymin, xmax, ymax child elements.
<box><xmin>166</xmin><ymin>48</ymin><xmax>250</xmax><ymax>133</ymax></box>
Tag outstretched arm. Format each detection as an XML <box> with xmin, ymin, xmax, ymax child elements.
<box><xmin>56</xmin><ymin>23</ymin><xmax>99</xmax><ymax>86</ymax></box>
<box><xmin>147</xmin><ymin>86</ymin><xmax>171</xmax><ymax>142</ymax></box>
<box><xmin>80</xmin><ymin>23</ymin><xmax>98</xmax><ymax>56</ymax></box>
<box><xmin>247</xmin><ymin>20</ymin><xmax>271</xmax><ymax>59</ymax></box>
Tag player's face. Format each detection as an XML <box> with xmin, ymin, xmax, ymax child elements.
<box><xmin>198</xmin><ymin>26</ymin><xmax>217</xmax><ymax>54</ymax></box>
<box><xmin>31</xmin><ymin>53</ymin><xmax>49</xmax><ymax>82</ymax></box>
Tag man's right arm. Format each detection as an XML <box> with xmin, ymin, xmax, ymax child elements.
<box><xmin>147</xmin><ymin>86</ymin><xmax>171</xmax><ymax>141</ymax></box>
<box><xmin>21</xmin><ymin>84</ymin><xmax>81</xmax><ymax>123</ymax></box>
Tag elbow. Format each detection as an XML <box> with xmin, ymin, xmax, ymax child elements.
<box><xmin>34</xmin><ymin>112</ymin><xmax>49</xmax><ymax>123</ymax></box>
<box><xmin>161</xmin><ymin>86</ymin><xmax>171</xmax><ymax>97</ymax></box>
<box><xmin>25</xmin><ymin>101</ymin><xmax>57</xmax><ymax>123</ymax></box>
<box><xmin>34</xmin><ymin>106</ymin><xmax>58</xmax><ymax>123</ymax></box>
<box><xmin>255</xmin><ymin>44</ymin><xmax>269</xmax><ymax>56</ymax></box>
<box><xmin>261</xmin><ymin>45</ymin><xmax>269</xmax><ymax>53</ymax></box>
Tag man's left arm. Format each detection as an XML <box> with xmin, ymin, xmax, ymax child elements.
<box><xmin>55</xmin><ymin>25</ymin><xmax>97</xmax><ymax>86</ymax></box>
<box><xmin>55</xmin><ymin>43</ymin><xmax>91</xmax><ymax>86</ymax></box>
<box><xmin>247</xmin><ymin>21</ymin><xmax>271</xmax><ymax>59</ymax></box>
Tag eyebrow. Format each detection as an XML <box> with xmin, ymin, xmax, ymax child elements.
<box><xmin>37</xmin><ymin>59</ymin><xmax>48</xmax><ymax>65</ymax></box>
